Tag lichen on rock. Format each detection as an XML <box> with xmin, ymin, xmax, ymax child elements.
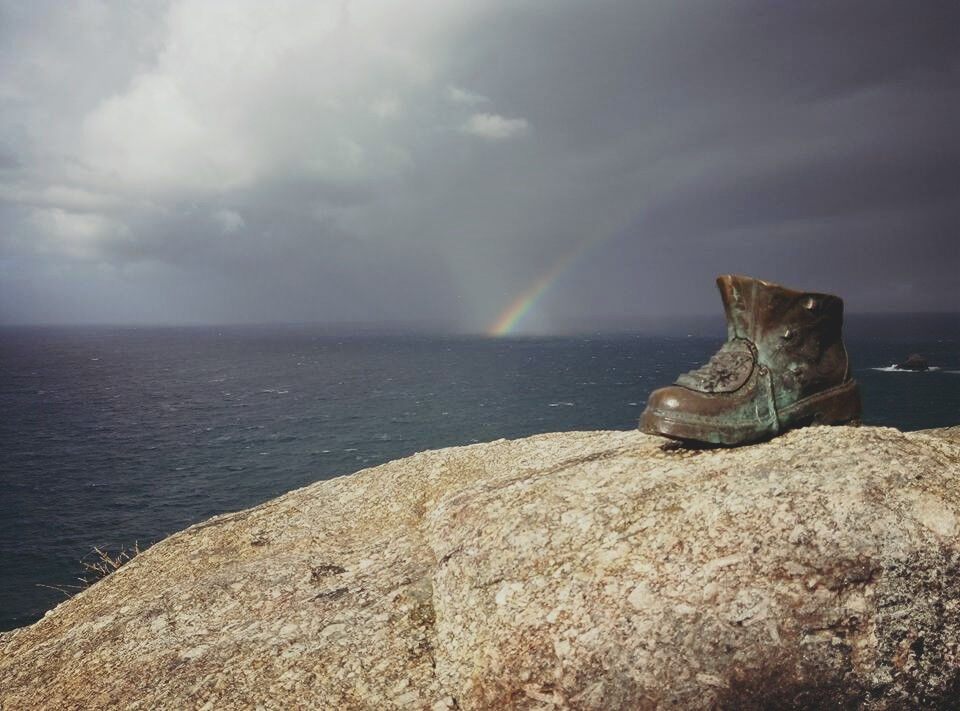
<box><xmin>2</xmin><ymin>425</ymin><xmax>959</xmax><ymax>709</ymax></box>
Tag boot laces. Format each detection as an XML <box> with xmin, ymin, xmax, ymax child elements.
<box><xmin>677</xmin><ymin>339</ymin><xmax>755</xmax><ymax>392</ymax></box>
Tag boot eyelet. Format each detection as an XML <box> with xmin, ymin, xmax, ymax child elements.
<box><xmin>802</xmin><ymin>297</ymin><xmax>817</xmax><ymax>311</ymax></box>
<box><xmin>782</xmin><ymin>329</ymin><xmax>793</xmax><ymax>340</ymax></box>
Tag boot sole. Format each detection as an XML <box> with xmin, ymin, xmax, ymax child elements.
<box><xmin>778</xmin><ymin>379</ymin><xmax>862</xmax><ymax>429</ymax></box>
<box><xmin>640</xmin><ymin>380</ymin><xmax>861</xmax><ymax>446</ymax></box>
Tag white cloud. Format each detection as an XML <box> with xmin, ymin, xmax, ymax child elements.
<box><xmin>371</xmin><ymin>95</ymin><xmax>402</xmax><ymax>119</ymax></box>
<box><xmin>72</xmin><ymin>0</ymin><xmax>477</xmax><ymax>196</ymax></box>
<box><xmin>27</xmin><ymin>208</ymin><xmax>128</xmax><ymax>259</ymax></box>
<box><xmin>460</xmin><ymin>113</ymin><xmax>531</xmax><ymax>141</ymax></box>
<box><xmin>0</xmin><ymin>184</ymin><xmax>122</xmax><ymax>212</ymax></box>
<box><xmin>81</xmin><ymin>72</ymin><xmax>256</xmax><ymax>194</ymax></box>
<box><xmin>447</xmin><ymin>85</ymin><xmax>489</xmax><ymax>105</ymax></box>
<box><xmin>212</xmin><ymin>209</ymin><xmax>245</xmax><ymax>233</ymax></box>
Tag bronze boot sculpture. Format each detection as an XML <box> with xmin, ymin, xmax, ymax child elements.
<box><xmin>640</xmin><ymin>275</ymin><xmax>861</xmax><ymax>445</ymax></box>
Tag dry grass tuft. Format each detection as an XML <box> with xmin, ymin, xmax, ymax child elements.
<box><xmin>37</xmin><ymin>542</ymin><xmax>144</xmax><ymax>598</ymax></box>
<box><xmin>79</xmin><ymin>543</ymin><xmax>142</xmax><ymax>583</ymax></box>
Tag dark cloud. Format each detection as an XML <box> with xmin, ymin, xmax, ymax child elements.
<box><xmin>0</xmin><ymin>0</ymin><xmax>957</xmax><ymax>329</ymax></box>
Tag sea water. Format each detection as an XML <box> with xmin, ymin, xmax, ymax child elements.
<box><xmin>1</xmin><ymin>315</ymin><xmax>958</xmax><ymax>631</ymax></box>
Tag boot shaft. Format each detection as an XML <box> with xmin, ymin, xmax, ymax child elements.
<box><xmin>716</xmin><ymin>275</ymin><xmax>850</xmax><ymax>406</ymax></box>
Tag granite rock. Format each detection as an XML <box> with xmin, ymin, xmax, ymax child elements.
<box><xmin>896</xmin><ymin>354</ymin><xmax>929</xmax><ymax>371</ymax></box>
<box><xmin>2</xmin><ymin>425</ymin><xmax>960</xmax><ymax>709</ymax></box>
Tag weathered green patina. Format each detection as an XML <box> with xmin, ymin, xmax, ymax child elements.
<box><xmin>640</xmin><ymin>274</ymin><xmax>861</xmax><ymax>445</ymax></box>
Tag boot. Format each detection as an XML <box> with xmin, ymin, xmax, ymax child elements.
<box><xmin>639</xmin><ymin>275</ymin><xmax>861</xmax><ymax>445</ymax></box>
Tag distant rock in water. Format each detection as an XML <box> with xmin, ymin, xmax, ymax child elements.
<box><xmin>896</xmin><ymin>353</ymin><xmax>929</xmax><ymax>371</ymax></box>
<box><xmin>3</xmin><ymin>426</ymin><xmax>960</xmax><ymax>709</ymax></box>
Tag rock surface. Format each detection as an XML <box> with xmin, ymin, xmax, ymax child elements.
<box><xmin>896</xmin><ymin>354</ymin><xmax>930</xmax><ymax>371</ymax></box>
<box><xmin>2</xmin><ymin>425</ymin><xmax>960</xmax><ymax>710</ymax></box>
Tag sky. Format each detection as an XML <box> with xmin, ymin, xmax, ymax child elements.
<box><xmin>0</xmin><ymin>0</ymin><xmax>957</xmax><ymax>332</ymax></box>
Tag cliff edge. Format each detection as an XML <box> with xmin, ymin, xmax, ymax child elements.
<box><xmin>2</xmin><ymin>425</ymin><xmax>959</xmax><ymax>709</ymax></box>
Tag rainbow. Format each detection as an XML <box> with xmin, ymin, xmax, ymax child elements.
<box><xmin>487</xmin><ymin>262</ymin><xmax>567</xmax><ymax>336</ymax></box>
<box><xmin>487</xmin><ymin>231</ymin><xmax>609</xmax><ymax>336</ymax></box>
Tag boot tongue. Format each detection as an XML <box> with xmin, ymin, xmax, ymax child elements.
<box><xmin>675</xmin><ymin>339</ymin><xmax>755</xmax><ymax>393</ymax></box>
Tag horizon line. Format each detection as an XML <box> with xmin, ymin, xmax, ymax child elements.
<box><xmin>1</xmin><ymin>310</ymin><xmax>958</xmax><ymax>332</ymax></box>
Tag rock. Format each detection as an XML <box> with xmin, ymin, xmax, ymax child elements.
<box><xmin>2</xmin><ymin>425</ymin><xmax>960</xmax><ymax>709</ymax></box>
<box><xmin>922</xmin><ymin>425</ymin><xmax>960</xmax><ymax>445</ymax></box>
<box><xmin>896</xmin><ymin>353</ymin><xmax>929</xmax><ymax>371</ymax></box>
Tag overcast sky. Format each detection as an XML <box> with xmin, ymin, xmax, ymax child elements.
<box><xmin>1</xmin><ymin>0</ymin><xmax>957</xmax><ymax>331</ymax></box>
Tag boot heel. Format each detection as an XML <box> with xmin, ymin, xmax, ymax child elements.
<box><xmin>812</xmin><ymin>382</ymin><xmax>861</xmax><ymax>425</ymax></box>
<box><xmin>783</xmin><ymin>381</ymin><xmax>861</xmax><ymax>428</ymax></box>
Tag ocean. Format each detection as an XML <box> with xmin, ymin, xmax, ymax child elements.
<box><xmin>1</xmin><ymin>315</ymin><xmax>958</xmax><ymax>631</ymax></box>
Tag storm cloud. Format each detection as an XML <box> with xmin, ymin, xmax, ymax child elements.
<box><xmin>1</xmin><ymin>0</ymin><xmax>957</xmax><ymax>330</ymax></box>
